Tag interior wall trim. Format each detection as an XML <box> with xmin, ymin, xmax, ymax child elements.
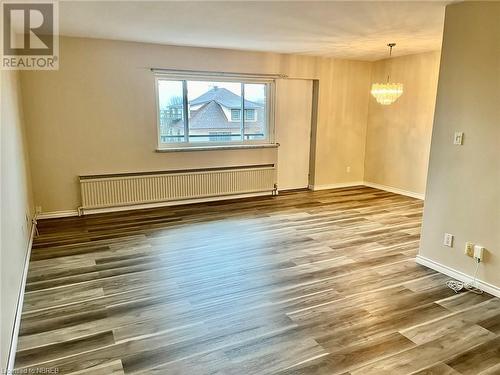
<box><xmin>363</xmin><ymin>181</ymin><xmax>425</xmax><ymax>200</ymax></box>
<box><xmin>36</xmin><ymin>210</ymin><xmax>80</xmax><ymax>219</ymax></box>
<box><xmin>416</xmin><ymin>255</ymin><xmax>500</xmax><ymax>298</ymax></box>
<box><xmin>6</xmin><ymin>220</ymin><xmax>36</xmax><ymax>372</ymax></box>
<box><xmin>36</xmin><ymin>191</ymin><xmax>273</xmax><ymax>219</ymax></box>
<box><xmin>37</xmin><ymin>181</ymin><xmax>425</xmax><ymax>219</ymax></box>
<box><xmin>309</xmin><ymin>182</ymin><xmax>422</xmax><ymax>200</ymax></box>
<box><xmin>81</xmin><ymin>191</ymin><xmax>273</xmax><ymax>215</ymax></box>
<box><xmin>308</xmin><ymin>181</ymin><xmax>365</xmax><ymax>191</ymax></box>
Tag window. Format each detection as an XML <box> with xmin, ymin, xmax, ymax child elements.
<box><xmin>245</xmin><ymin>109</ymin><xmax>256</xmax><ymax>121</ymax></box>
<box><xmin>231</xmin><ymin>109</ymin><xmax>241</xmax><ymax>122</ymax></box>
<box><xmin>230</xmin><ymin>109</ymin><xmax>256</xmax><ymax>122</ymax></box>
<box><xmin>156</xmin><ymin>76</ymin><xmax>273</xmax><ymax>147</ymax></box>
<box><xmin>157</xmin><ymin>80</ymin><xmax>185</xmax><ymax>143</ymax></box>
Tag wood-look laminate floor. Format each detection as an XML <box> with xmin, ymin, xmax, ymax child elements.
<box><xmin>15</xmin><ymin>187</ymin><xmax>500</xmax><ymax>374</ymax></box>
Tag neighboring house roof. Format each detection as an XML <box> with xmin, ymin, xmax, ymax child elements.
<box><xmin>190</xmin><ymin>87</ymin><xmax>262</xmax><ymax>109</ymax></box>
<box><xmin>190</xmin><ymin>101</ymin><xmax>240</xmax><ymax>129</ymax></box>
<box><xmin>163</xmin><ymin>87</ymin><xmax>264</xmax><ymax>133</ymax></box>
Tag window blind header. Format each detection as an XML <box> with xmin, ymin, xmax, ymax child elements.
<box><xmin>151</xmin><ymin>68</ymin><xmax>286</xmax><ymax>81</ymax></box>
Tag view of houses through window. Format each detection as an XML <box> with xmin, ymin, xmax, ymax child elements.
<box><xmin>157</xmin><ymin>79</ymin><xmax>270</xmax><ymax>145</ymax></box>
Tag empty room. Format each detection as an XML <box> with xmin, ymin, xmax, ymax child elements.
<box><xmin>1</xmin><ymin>1</ymin><xmax>499</xmax><ymax>374</ymax></box>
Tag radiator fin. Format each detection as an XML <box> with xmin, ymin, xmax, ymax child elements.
<box><xmin>80</xmin><ymin>167</ymin><xmax>276</xmax><ymax>209</ymax></box>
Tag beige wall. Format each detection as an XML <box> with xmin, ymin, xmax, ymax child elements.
<box><xmin>0</xmin><ymin>70</ymin><xmax>34</xmax><ymax>369</ymax></box>
<box><xmin>21</xmin><ymin>37</ymin><xmax>371</xmax><ymax>212</ymax></box>
<box><xmin>419</xmin><ymin>3</ymin><xmax>500</xmax><ymax>287</ymax></box>
<box><xmin>365</xmin><ymin>51</ymin><xmax>440</xmax><ymax>195</ymax></box>
<box><xmin>18</xmin><ymin>37</ymin><xmax>441</xmax><ymax>214</ymax></box>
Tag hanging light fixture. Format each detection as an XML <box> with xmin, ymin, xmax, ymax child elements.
<box><xmin>371</xmin><ymin>43</ymin><xmax>403</xmax><ymax>105</ymax></box>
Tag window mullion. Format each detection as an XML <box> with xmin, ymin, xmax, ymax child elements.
<box><xmin>266</xmin><ymin>83</ymin><xmax>270</xmax><ymax>141</ymax></box>
<box><xmin>182</xmin><ymin>80</ymin><xmax>189</xmax><ymax>142</ymax></box>
<box><xmin>240</xmin><ymin>83</ymin><xmax>245</xmax><ymax>141</ymax></box>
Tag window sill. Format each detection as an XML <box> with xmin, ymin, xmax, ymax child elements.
<box><xmin>156</xmin><ymin>143</ymin><xmax>279</xmax><ymax>153</ymax></box>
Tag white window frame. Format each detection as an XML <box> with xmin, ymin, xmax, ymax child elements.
<box><xmin>154</xmin><ymin>73</ymin><xmax>276</xmax><ymax>149</ymax></box>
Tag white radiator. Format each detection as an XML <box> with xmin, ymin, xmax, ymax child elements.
<box><xmin>79</xmin><ymin>165</ymin><xmax>277</xmax><ymax>210</ymax></box>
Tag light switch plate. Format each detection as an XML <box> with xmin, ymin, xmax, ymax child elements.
<box><xmin>454</xmin><ymin>132</ymin><xmax>464</xmax><ymax>145</ymax></box>
<box><xmin>443</xmin><ymin>233</ymin><xmax>454</xmax><ymax>247</ymax></box>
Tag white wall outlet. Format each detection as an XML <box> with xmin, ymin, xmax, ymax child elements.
<box><xmin>473</xmin><ymin>245</ymin><xmax>485</xmax><ymax>261</ymax></box>
<box><xmin>346</xmin><ymin>166</ymin><xmax>351</xmax><ymax>173</ymax></box>
<box><xmin>35</xmin><ymin>206</ymin><xmax>42</xmax><ymax>214</ymax></box>
<box><xmin>443</xmin><ymin>233</ymin><xmax>454</xmax><ymax>247</ymax></box>
<box><xmin>454</xmin><ymin>132</ymin><xmax>464</xmax><ymax>145</ymax></box>
<box><xmin>465</xmin><ymin>242</ymin><xmax>474</xmax><ymax>257</ymax></box>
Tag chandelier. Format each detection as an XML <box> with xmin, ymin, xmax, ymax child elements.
<box><xmin>371</xmin><ymin>43</ymin><xmax>403</xmax><ymax>105</ymax></box>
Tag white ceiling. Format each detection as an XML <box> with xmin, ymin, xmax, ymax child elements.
<box><xmin>59</xmin><ymin>1</ymin><xmax>450</xmax><ymax>61</ymax></box>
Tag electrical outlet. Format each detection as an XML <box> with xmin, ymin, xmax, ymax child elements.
<box><xmin>443</xmin><ymin>233</ymin><xmax>454</xmax><ymax>247</ymax></box>
<box><xmin>474</xmin><ymin>245</ymin><xmax>485</xmax><ymax>261</ymax></box>
<box><xmin>465</xmin><ymin>242</ymin><xmax>474</xmax><ymax>257</ymax></box>
<box><xmin>35</xmin><ymin>206</ymin><xmax>42</xmax><ymax>214</ymax></box>
<box><xmin>454</xmin><ymin>132</ymin><xmax>464</xmax><ymax>145</ymax></box>
<box><xmin>346</xmin><ymin>166</ymin><xmax>351</xmax><ymax>173</ymax></box>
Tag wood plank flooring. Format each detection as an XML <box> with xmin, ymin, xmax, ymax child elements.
<box><xmin>15</xmin><ymin>187</ymin><xmax>500</xmax><ymax>374</ymax></box>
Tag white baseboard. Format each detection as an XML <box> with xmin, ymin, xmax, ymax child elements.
<box><xmin>363</xmin><ymin>181</ymin><xmax>425</xmax><ymax>200</ymax></box>
<box><xmin>37</xmin><ymin>182</ymin><xmax>422</xmax><ymax>219</ymax></box>
<box><xmin>309</xmin><ymin>181</ymin><xmax>424</xmax><ymax>200</ymax></box>
<box><xmin>6</xmin><ymin>221</ymin><xmax>36</xmax><ymax>372</ymax></box>
<box><xmin>308</xmin><ymin>181</ymin><xmax>364</xmax><ymax>191</ymax></box>
<box><xmin>416</xmin><ymin>255</ymin><xmax>500</xmax><ymax>298</ymax></box>
<box><xmin>36</xmin><ymin>210</ymin><xmax>79</xmax><ymax>219</ymax></box>
<box><xmin>37</xmin><ymin>191</ymin><xmax>274</xmax><ymax>218</ymax></box>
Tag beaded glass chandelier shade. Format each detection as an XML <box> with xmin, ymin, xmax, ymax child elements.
<box><xmin>371</xmin><ymin>43</ymin><xmax>404</xmax><ymax>105</ymax></box>
<box><xmin>371</xmin><ymin>83</ymin><xmax>404</xmax><ymax>105</ymax></box>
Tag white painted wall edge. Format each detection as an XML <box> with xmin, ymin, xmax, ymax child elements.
<box><xmin>37</xmin><ymin>191</ymin><xmax>274</xmax><ymax>219</ymax></box>
<box><xmin>36</xmin><ymin>210</ymin><xmax>80</xmax><ymax>219</ymax></box>
<box><xmin>310</xmin><ymin>181</ymin><xmax>424</xmax><ymax>200</ymax></box>
<box><xmin>363</xmin><ymin>181</ymin><xmax>425</xmax><ymax>200</ymax></box>
<box><xmin>7</xmin><ymin>221</ymin><xmax>36</xmax><ymax>372</ymax></box>
<box><xmin>308</xmin><ymin>181</ymin><xmax>365</xmax><ymax>191</ymax></box>
<box><xmin>416</xmin><ymin>255</ymin><xmax>500</xmax><ymax>298</ymax></box>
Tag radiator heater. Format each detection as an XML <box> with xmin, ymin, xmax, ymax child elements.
<box><xmin>79</xmin><ymin>165</ymin><xmax>277</xmax><ymax>213</ymax></box>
